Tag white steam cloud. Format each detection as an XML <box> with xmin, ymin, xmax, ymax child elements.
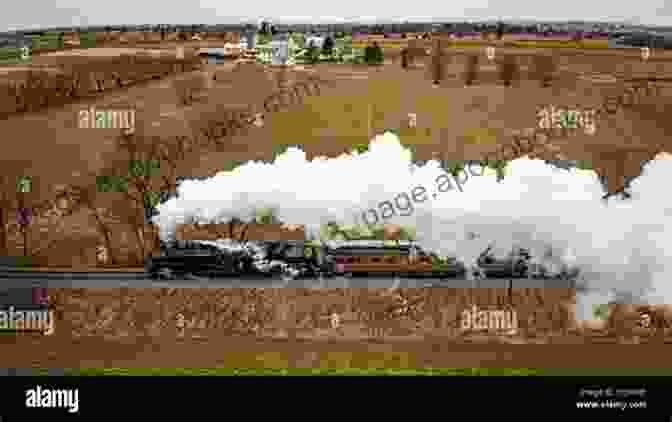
<box><xmin>154</xmin><ymin>132</ymin><xmax>672</xmax><ymax>321</ymax></box>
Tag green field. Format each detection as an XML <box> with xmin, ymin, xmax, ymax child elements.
<box><xmin>26</xmin><ymin>350</ymin><xmax>672</xmax><ymax>376</ymax></box>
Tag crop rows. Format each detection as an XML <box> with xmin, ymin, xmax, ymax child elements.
<box><xmin>0</xmin><ymin>53</ymin><xmax>203</xmax><ymax>119</ymax></box>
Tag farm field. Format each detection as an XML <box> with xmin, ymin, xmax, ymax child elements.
<box><xmin>0</xmin><ymin>44</ymin><xmax>671</xmax><ymax>266</ymax></box>
<box><xmin>350</xmin><ymin>38</ymin><xmax>611</xmax><ymax>50</ymax></box>
<box><xmin>1</xmin><ymin>41</ymin><xmax>671</xmax><ymax>372</ymax></box>
<box><xmin>2</xmin><ymin>287</ymin><xmax>671</xmax><ymax>369</ymax></box>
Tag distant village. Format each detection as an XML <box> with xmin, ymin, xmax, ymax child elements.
<box><xmin>2</xmin><ymin>20</ymin><xmax>672</xmax><ymax>48</ymax></box>
<box><xmin>3</xmin><ymin>20</ymin><xmax>672</xmax><ymax>67</ymax></box>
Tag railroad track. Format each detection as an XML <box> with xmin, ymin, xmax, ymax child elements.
<box><xmin>0</xmin><ymin>267</ymin><xmax>576</xmax><ymax>289</ymax></box>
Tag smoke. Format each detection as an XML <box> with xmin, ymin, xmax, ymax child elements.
<box><xmin>154</xmin><ymin>132</ymin><xmax>672</xmax><ymax>321</ymax></box>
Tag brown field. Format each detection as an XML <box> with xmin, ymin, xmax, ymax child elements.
<box><xmin>2</xmin><ymin>287</ymin><xmax>671</xmax><ymax>369</ymax></box>
<box><xmin>0</xmin><ymin>43</ymin><xmax>671</xmax><ymax>267</ymax></box>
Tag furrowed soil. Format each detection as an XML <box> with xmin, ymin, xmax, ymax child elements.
<box><xmin>2</xmin><ymin>288</ymin><xmax>671</xmax><ymax>369</ymax></box>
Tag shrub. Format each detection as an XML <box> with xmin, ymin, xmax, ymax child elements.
<box><xmin>593</xmin><ymin>304</ymin><xmax>610</xmax><ymax>320</ymax></box>
<box><xmin>364</xmin><ymin>42</ymin><xmax>384</xmax><ymax>65</ymax></box>
<box><xmin>352</xmin><ymin>143</ymin><xmax>369</xmax><ymax>154</ymax></box>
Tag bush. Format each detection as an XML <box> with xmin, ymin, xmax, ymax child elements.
<box><xmin>352</xmin><ymin>143</ymin><xmax>368</xmax><ymax>153</ymax></box>
<box><xmin>364</xmin><ymin>42</ymin><xmax>384</xmax><ymax>65</ymax></box>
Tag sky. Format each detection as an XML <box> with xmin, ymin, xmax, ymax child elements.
<box><xmin>3</xmin><ymin>0</ymin><xmax>671</xmax><ymax>31</ymax></box>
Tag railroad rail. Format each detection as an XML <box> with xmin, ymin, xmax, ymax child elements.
<box><xmin>0</xmin><ymin>267</ymin><xmax>577</xmax><ymax>289</ymax></box>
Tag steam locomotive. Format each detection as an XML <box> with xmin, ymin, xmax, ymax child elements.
<box><xmin>145</xmin><ymin>239</ymin><xmax>536</xmax><ymax>280</ymax></box>
<box><xmin>146</xmin><ymin>240</ymin><xmax>331</xmax><ymax>280</ymax></box>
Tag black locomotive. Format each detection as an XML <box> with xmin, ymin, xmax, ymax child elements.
<box><xmin>145</xmin><ymin>239</ymin><xmax>547</xmax><ymax>280</ymax></box>
<box><xmin>145</xmin><ymin>240</ymin><xmax>332</xmax><ymax>280</ymax></box>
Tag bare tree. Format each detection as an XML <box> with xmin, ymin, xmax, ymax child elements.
<box><xmin>400</xmin><ymin>48</ymin><xmax>409</xmax><ymax>69</ymax></box>
<box><xmin>499</xmin><ymin>54</ymin><xmax>519</xmax><ymax>87</ymax></box>
<box><xmin>0</xmin><ymin>173</ymin><xmax>15</xmax><ymax>255</ymax></box>
<box><xmin>0</xmin><ymin>161</ymin><xmax>62</xmax><ymax>258</ymax></box>
<box><xmin>70</xmin><ymin>178</ymin><xmax>119</xmax><ymax>265</ymax></box>
<box><xmin>430</xmin><ymin>38</ymin><xmax>444</xmax><ymax>85</ymax></box>
<box><xmin>464</xmin><ymin>54</ymin><xmax>479</xmax><ymax>86</ymax></box>
<box><xmin>96</xmin><ymin>130</ymin><xmax>182</xmax><ymax>263</ymax></box>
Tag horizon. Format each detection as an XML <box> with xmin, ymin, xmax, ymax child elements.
<box><xmin>2</xmin><ymin>20</ymin><xmax>669</xmax><ymax>36</ymax></box>
<box><xmin>2</xmin><ymin>1</ymin><xmax>669</xmax><ymax>32</ymax></box>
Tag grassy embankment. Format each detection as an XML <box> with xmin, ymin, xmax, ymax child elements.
<box><xmin>30</xmin><ymin>350</ymin><xmax>672</xmax><ymax>376</ymax></box>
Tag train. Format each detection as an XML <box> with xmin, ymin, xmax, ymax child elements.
<box><xmin>608</xmin><ymin>31</ymin><xmax>672</xmax><ymax>49</ymax></box>
<box><xmin>145</xmin><ymin>239</ymin><xmax>538</xmax><ymax>280</ymax></box>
